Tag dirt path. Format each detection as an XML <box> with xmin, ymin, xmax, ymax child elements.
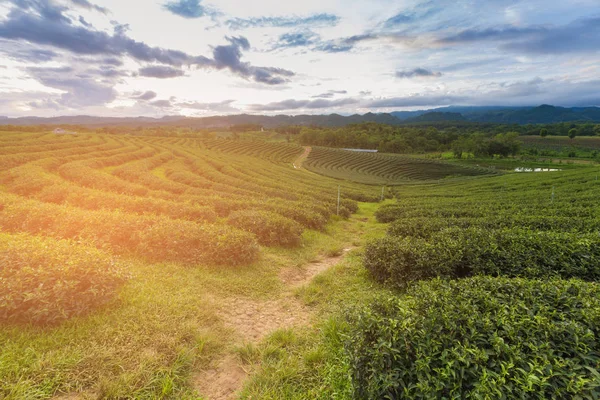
<box><xmin>293</xmin><ymin>146</ymin><xmax>312</xmax><ymax>169</ymax></box>
<box><xmin>193</xmin><ymin>247</ymin><xmax>354</xmax><ymax>400</ymax></box>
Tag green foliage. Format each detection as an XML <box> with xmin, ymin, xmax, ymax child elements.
<box><xmin>364</xmin><ymin>228</ymin><xmax>600</xmax><ymax>287</ymax></box>
<box><xmin>540</xmin><ymin>128</ymin><xmax>548</xmax><ymax>137</ymax></box>
<box><xmin>227</xmin><ymin>209</ymin><xmax>304</xmax><ymax>247</ymax></box>
<box><xmin>347</xmin><ymin>276</ymin><xmax>600</xmax><ymax>399</ymax></box>
<box><xmin>0</xmin><ymin>233</ymin><xmax>128</xmax><ymax>325</ymax></box>
<box><xmin>569</xmin><ymin>128</ymin><xmax>578</xmax><ymax>139</ymax></box>
<box><xmin>304</xmin><ymin>147</ymin><xmax>493</xmax><ymax>185</ymax></box>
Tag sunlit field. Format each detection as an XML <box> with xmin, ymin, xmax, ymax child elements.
<box><xmin>2</xmin><ymin>128</ymin><xmax>600</xmax><ymax>399</ymax></box>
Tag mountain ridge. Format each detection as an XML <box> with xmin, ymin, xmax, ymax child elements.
<box><xmin>1</xmin><ymin>105</ymin><xmax>599</xmax><ymax>128</ymax></box>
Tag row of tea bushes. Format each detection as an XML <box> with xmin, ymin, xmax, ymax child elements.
<box><xmin>0</xmin><ymin>233</ymin><xmax>129</xmax><ymax>325</ymax></box>
<box><xmin>0</xmin><ymin>195</ymin><xmax>259</xmax><ymax>266</ymax></box>
<box><xmin>352</xmin><ymin>168</ymin><xmax>600</xmax><ymax>398</ymax></box>
<box><xmin>365</xmin><ymin>228</ymin><xmax>600</xmax><ymax>288</ymax></box>
<box><xmin>348</xmin><ymin>276</ymin><xmax>600</xmax><ymax>399</ymax></box>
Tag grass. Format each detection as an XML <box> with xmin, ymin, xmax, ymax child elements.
<box><xmin>236</xmin><ymin>202</ymin><xmax>392</xmax><ymax>399</ymax></box>
<box><xmin>0</xmin><ymin>203</ymin><xmax>379</xmax><ymax>399</ymax></box>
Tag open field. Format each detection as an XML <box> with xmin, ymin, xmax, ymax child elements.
<box><xmin>0</xmin><ymin>130</ymin><xmax>385</xmax><ymax>399</ymax></box>
<box><xmin>2</xmin><ymin>129</ymin><xmax>600</xmax><ymax>399</ymax></box>
<box><xmin>238</xmin><ymin>165</ymin><xmax>600</xmax><ymax>399</ymax></box>
<box><xmin>303</xmin><ymin>146</ymin><xmax>496</xmax><ymax>184</ymax></box>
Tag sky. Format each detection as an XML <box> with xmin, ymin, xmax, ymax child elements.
<box><xmin>0</xmin><ymin>0</ymin><xmax>599</xmax><ymax>117</ymax></box>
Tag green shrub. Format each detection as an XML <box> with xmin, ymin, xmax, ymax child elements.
<box><xmin>374</xmin><ymin>204</ymin><xmax>404</xmax><ymax>222</ymax></box>
<box><xmin>348</xmin><ymin>276</ymin><xmax>600</xmax><ymax>399</ymax></box>
<box><xmin>0</xmin><ymin>233</ymin><xmax>128</xmax><ymax>325</ymax></box>
<box><xmin>0</xmin><ymin>197</ymin><xmax>259</xmax><ymax>266</ymax></box>
<box><xmin>227</xmin><ymin>209</ymin><xmax>304</xmax><ymax>247</ymax></box>
<box><xmin>364</xmin><ymin>228</ymin><xmax>600</xmax><ymax>288</ymax></box>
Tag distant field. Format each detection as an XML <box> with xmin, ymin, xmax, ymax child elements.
<box><xmin>521</xmin><ymin>135</ymin><xmax>600</xmax><ymax>153</ymax></box>
<box><xmin>303</xmin><ymin>146</ymin><xmax>496</xmax><ymax>185</ymax></box>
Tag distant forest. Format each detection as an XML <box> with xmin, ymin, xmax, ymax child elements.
<box><xmin>289</xmin><ymin>122</ymin><xmax>600</xmax><ymax>157</ymax></box>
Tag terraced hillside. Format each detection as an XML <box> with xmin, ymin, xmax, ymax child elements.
<box><xmin>303</xmin><ymin>146</ymin><xmax>496</xmax><ymax>184</ymax></box>
<box><xmin>0</xmin><ymin>130</ymin><xmax>394</xmax><ymax>398</ymax></box>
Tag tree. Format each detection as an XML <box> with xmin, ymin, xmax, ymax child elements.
<box><xmin>568</xmin><ymin>128</ymin><xmax>577</xmax><ymax>139</ymax></box>
<box><xmin>540</xmin><ymin>128</ymin><xmax>548</xmax><ymax>137</ymax></box>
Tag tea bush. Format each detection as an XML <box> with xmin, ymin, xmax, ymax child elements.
<box><xmin>0</xmin><ymin>233</ymin><xmax>128</xmax><ymax>325</ymax></box>
<box><xmin>348</xmin><ymin>276</ymin><xmax>600</xmax><ymax>399</ymax></box>
<box><xmin>364</xmin><ymin>227</ymin><xmax>600</xmax><ymax>288</ymax></box>
<box><xmin>227</xmin><ymin>209</ymin><xmax>304</xmax><ymax>247</ymax></box>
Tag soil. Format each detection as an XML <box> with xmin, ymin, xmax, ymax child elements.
<box><xmin>193</xmin><ymin>246</ymin><xmax>355</xmax><ymax>400</ymax></box>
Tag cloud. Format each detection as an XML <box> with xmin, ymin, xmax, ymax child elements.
<box><xmin>249</xmin><ymin>97</ymin><xmax>358</xmax><ymax>112</ymax></box>
<box><xmin>381</xmin><ymin>2</ymin><xmax>441</xmax><ymax>29</ymax></box>
<box><xmin>437</xmin><ymin>16</ymin><xmax>600</xmax><ymax>55</ymax></box>
<box><xmin>149</xmin><ymin>99</ymin><xmax>172</xmax><ymax>108</ymax></box>
<box><xmin>225</xmin><ymin>13</ymin><xmax>339</xmax><ymax>30</ymax></box>
<box><xmin>395</xmin><ymin>68</ymin><xmax>442</xmax><ymax>78</ymax></box>
<box><xmin>70</xmin><ymin>0</ymin><xmax>109</xmax><ymax>14</ymax></box>
<box><xmin>26</xmin><ymin>66</ymin><xmax>118</xmax><ymax>107</ymax></box>
<box><xmin>0</xmin><ymin>45</ymin><xmax>59</xmax><ymax>62</ymax></box>
<box><xmin>212</xmin><ymin>36</ymin><xmax>294</xmax><ymax>85</ymax></box>
<box><xmin>274</xmin><ymin>30</ymin><xmax>319</xmax><ymax>49</ymax></box>
<box><xmin>162</xmin><ymin>0</ymin><xmax>217</xmax><ymax>19</ymax></box>
<box><xmin>366</xmin><ymin>94</ymin><xmax>466</xmax><ymax>108</ymax></box>
<box><xmin>314</xmin><ymin>34</ymin><xmax>377</xmax><ymax>53</ymax></box>
<box><xmin>177</xmin><ymin>99</ymin><xmax>238</xmax><ymax>112</ymax></box>
<box><xmin>132</xmin><ymin>91</ymin><xmax>157</xmax><ymax>101</ymax></box>
<box><xmin>311</xmin><ymin>90</ymin><xmax>347</xmax><ymax>99</ymax></box>
<box><xmin>0</xmin><ymin>3</ymin><xmax>293</xmax><ymax>85</ymax></box>
<box><xmin>139</xmin><ymin>65</ymin><xmax>185</xmax><ymax>78</ymax></box>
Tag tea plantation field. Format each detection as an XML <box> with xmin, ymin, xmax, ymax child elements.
<box><xmin>303</xmin><ymin>146</ymin><xmax>496</xmax><ymax>184</ymax></box>
<box><xmin>2</xmin><ymin>129</ymin><xmax>599</xmax><ymax>399</ymax></box>
<box><xmin>355</xmin><ymin>166</ymin><xmax>600</xmax><ymax>398</ymax></box>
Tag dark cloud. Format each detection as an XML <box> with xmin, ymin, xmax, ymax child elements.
<box><xmin>70</xmin><ymin>0</ymin><xmax>109</xmax><ymax>14</ymax></box>
<box><xmin>212</xmin><ymin>36</ymin><xmax>294</xmax><ymax>85</ymax></box>
<box><xmin>0</xmin><ymin>4</ymin><xmax>293</xmax><ymax>85</ymax></box>
<box><xmin>139</xmin><ymin>65</ymin><xmax>185</xmax><ymax>78</ymax></box>
<box><xmin>132</xmin><ymin>91</ymin><xmax>158</xmax><ymax>101</ymax></box>
<box><xmin>396</xmin><ymin>68</ymin><xmax>442</xmax><ymax>78</ymax></box>
<box><xmin>26</xmin><ymin>66</ymin><xmax>118</xmax><ymax>107</ymax></box>
<box><xmin>225</xmin><ymin>13</ymin><xmax>339</xmax><ymax>30</ymax></box>
<box><xmin>359</xmin><ymin>90</ymin><xmax>372</xmax><ymax>96</ymax></box>
<box><xmin>101</xmin><ymin>57</ymin><xmax>123</xmax><ymax>66</ymax></box>
<box><xmin>177</xmin><ymin>99</ymin><xmax>238</xmax><ymax>112</ymax></box>
<box><xmin>162</xmin><ymin>0</ymin><xmax>217</xmax><ymax>19</ymax></box>
<box><xmin>1</xmin><ymin>46</ymin><xmax>59</xmax><ymax>62</ymax></box>
<box><xmin>311</xmin><ymin>90</ymin><xmax>348</xmax><ymax>99</ymax></box>
<box><xmin>437</xmin><ymin>17</ymin><xmax>600</xmax><ymax>55</ymax></box>
<box><xmin>249</xmin><ymin>97</ymin><xmax>358</xmax><ymax>112</ymax></box>
<box><xmin>87</xmin><ymin>66</ymin><xmax>129</xmax><ymax>78</ymax></box>
<box><xmin>149</xmin><ymin>99</ymin><xmax>172</xmax><ymax>108</ymax></box>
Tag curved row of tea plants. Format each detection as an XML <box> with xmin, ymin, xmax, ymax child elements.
<box><xmin>352</xmin><ymin>166</ymin><xmax>600</xmax><ymax>398</ymax></box>
<box><xmin>303</xmin><ymin>146</ymin><xmax>496</xmax><ymax>185</ymax></box>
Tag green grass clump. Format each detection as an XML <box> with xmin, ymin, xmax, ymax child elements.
<box><xmin>0</xmin><ymin>233</ymin><xmax>128</xmax><ymax>325</ymax></box>
<box><xmin>348</xmin><ymin>276</ymin><xmax>600</xmax><ymax>399</ymax></box>
<box><xmin>364</xmin><ymin>228</ymin><xmax>600</xmax><ymax>287</ymax></box>
<box><xmin>227</xmin><ymin>209</ymin><xmax>304</xmax><ymax>247</ymax></box>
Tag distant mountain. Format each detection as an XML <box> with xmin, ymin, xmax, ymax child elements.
<box><xmin>403</xmin><ymin>112</ymin><xmax>466</xmax><ymax>123</ymax></box>
<box><xmin>0</xmin><ymin>113</ymin><xmax>404</xmax><ymax>128</ymax></box>
<box><xmin>1</xmin><ymin>105</ymin><xmax>599</xmax><ymax>128</ymax></box>
<box><xmin>392</xmin><ymin>105</ymin><xmax>600</xmax><ymax>124</ymax></box>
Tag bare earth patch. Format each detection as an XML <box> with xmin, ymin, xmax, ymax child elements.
<box><xmin>193</xmin><ymin>247</ymin><xmax>354</xmax><ymax>400</ymax></box>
